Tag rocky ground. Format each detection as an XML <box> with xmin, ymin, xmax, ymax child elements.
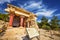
<box><xmin>0</xmin><ymin>20</ymin><xmax>60</xmax><ymax>40</ymax></box>
<box><xmin>39</xmin><ymin>29</ymin><xmax>60</xmax><ymax>40</ymax></box>
<box><xmin>0</xmin><ymin>28</ymin><xmax>60</xmax><ymax>40</ymax></box>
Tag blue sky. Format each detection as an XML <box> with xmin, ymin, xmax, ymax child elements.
<box><xmin>0</xmin><ymin>0</ymin><xmax>60</xmax><ymax>22</ymax></box>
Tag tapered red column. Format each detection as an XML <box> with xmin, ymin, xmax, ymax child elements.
<box><xmin>23</xmin><ymin>18</ymin><xmax>27</xmax><ymax>27</ymax></box>
<box><xmin>20</xmin><ymin>16</ymin><xmax>24</xmax><ymax>27</ymax></box>
<box><xmin>9</xmin><ymin>14</ymin><xmax>14</xmax><ymax>26</ymax></box>
<box><xmin>24</xmin><ymin>22</ymin><xmax>26</xmax><ymax>27</ymax></box>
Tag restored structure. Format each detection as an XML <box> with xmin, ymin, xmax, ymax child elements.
<box><xmin>5</xmin><ymin>4</ymin><xmax>38</xmax><ymax>28</ymax></box>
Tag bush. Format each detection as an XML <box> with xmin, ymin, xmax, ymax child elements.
<box><xmin>42</xmin><ymin>25</ymin><xmax>51</xmax><ymax>30</ymax></box>
<box><xmin>0</xmin><ymin>13</ymin><xmax>9</xmax><ymax>22</ymax></box>
<box><xmin>54</xmin><ymin>27</ymin><xmax>59</xmax><ymax>31</ymax></box>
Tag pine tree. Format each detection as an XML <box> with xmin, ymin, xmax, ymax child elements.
<box><xmin>40</xmin><ymin>16</ymin><xmax>51</xmax><ymax>30</ymax></box>
<box><xmin>50</xmin><ymin>16</ymin><xmax>59</xmax><ymax>30</ymax></box>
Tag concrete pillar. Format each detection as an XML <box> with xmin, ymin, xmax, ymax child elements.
<box><xmin>9</xmin><ymin>14</ymin><xmax>14</xmax><ymax>26</ymax></box>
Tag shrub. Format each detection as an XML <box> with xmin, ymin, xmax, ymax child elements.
<box><xmin>42</xmin><ymin>25</ymin><xmax>51</xmax><ymax>30</ymax></box>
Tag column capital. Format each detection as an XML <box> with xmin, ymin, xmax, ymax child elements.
<box><xmin>10</xmin><ymin>13</ymin><xmax>15</xmax><ymax>16</ymax></box>
<box><xmin>20</xmin><ymin>15</ymin><xmax>25</xmax><ymax>18</ymax></box>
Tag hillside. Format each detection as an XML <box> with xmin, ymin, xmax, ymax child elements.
<box><xmin>0</xmin><ymin>20</ymin><xmax>60</xmax><ymax>40</ymax></box>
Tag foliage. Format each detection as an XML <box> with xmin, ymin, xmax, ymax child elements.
<box><xmin>42</xmin><ymin>25</ymin><xmax>51</xmax><ymax>30</ymax></box>
<box><xmin>0</xmin><ymin>13</ymin><xmax>9</xmax><ymax>22</ymax></box>
<box><xmin>37</xmin><ymin>16</ymin><xmax>60</xmax><ymax>30</ymax></box>
<box><xmin>50</xmin><ymin>16</ymin><xmax>60</xmax><ymax>30</ymax></box>
<box><xmin>40</xmin><ymin>16</ymin><xmax>51</xmax><ymax>30</ymax></box>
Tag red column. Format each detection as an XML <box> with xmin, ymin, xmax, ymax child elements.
<box><xmin>20</xmin><ymin>16</ymin><xmax>24</xmax><ymax>27</ymax></box>
<box><xmin>24</xmin><ymin>22</ymin><xmax>26</xmax><ymax>27</ymax></box>
<box><xmin>9</xmin><ymin>14</ymin><xmax>14</xmax><ymax>26</ymax></box>
<box><xmin>23</xmin><ymin>18</ymin><xmax>26</xmax><ymax>27</ymax></box>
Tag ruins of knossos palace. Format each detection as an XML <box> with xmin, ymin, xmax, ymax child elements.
<box><xmin>5</xmin><ymin>4</ymin><xmax>39</xmax><ymax>29</ymax></box>
<box><xmin>0</xmin><ymin>4</ymin><xmax>40</xmax><ymax>40</ymax></box>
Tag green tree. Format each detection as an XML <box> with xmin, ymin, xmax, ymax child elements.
<box><xmin>0</xmin><ymin>13</ymin><xmax>9</xmax><ymax>22</ymax></box>
<box><xmin>40</xmin><ymin>16</ymin><xmax>51</xmax><ymax>30</ymax></box>
<box><xmin>50</xmin><ymin>16</ymin><xmax>59</xmax><ymax>30</ymax></box>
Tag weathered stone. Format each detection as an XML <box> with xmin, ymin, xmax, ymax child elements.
<box><xmin>0</xmin><ymin>27</ymin><xmax>28</xmax><ymax>40</ymax></box>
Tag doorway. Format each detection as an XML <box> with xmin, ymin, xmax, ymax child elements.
<box><xmin>13</xmin><ymin>16</ymin><xmax>20</xmax><ymax>27</ymax></box>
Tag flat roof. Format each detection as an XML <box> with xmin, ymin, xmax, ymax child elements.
<box><xmin>5</xmin><ymin>4</ymin><xmax>37</xmax><ymax>17</ymax></box>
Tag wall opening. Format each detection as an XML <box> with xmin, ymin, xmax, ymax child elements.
<box><xmin>12</xmin><ymin>16</ymin><xmax>20</xmax><ymax>27</ymax></box>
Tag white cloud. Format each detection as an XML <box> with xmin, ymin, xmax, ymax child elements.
<box><xmin>48</xmin><ymin>19</ymin><xmax>51</xmax><ymax>23</ymax></box>
<box><xmin>37</xmin><ymin>20</ymin><xmax>41</xmax><ymax>23</ymax></box>
<box><xmin>55</xmin><ymin>14</ymin><xmax>60</xmax><ymax>16</ymax></box>
<box><xmin>0</xmin><ymin>0</ymin><xmax>15</xmax><ymax>4</ymax></box>
<box><xmin>24</xmin><ymin>1</ymin><xmax>43</xmax><ymax>10</ymax></box>
<box><xmin>36</xmin><ymin>9</ymin><xmax>57</xmax><ymax>17</ymax></box>
<box><xmin>18</xmin><ymin>1</ymin><xmax>43</xmax><ymax>11</ymax></box>
<box><xmin>18</xmin><ymin>0</ymin><xmax>57</xmax><ymax>17</ymax></box>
